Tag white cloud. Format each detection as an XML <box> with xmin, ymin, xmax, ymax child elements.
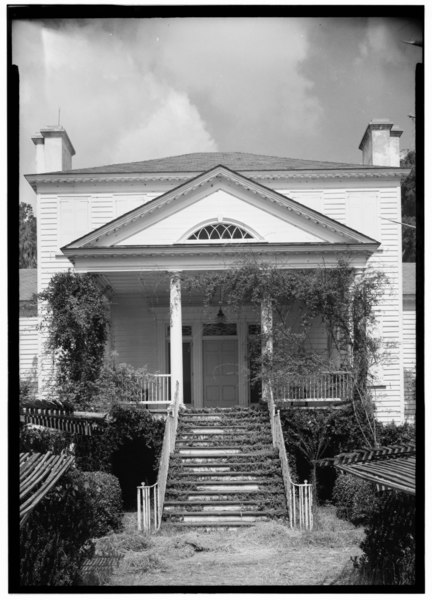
<box><xmin>356</xmin><ymin>18</ymin><xmax>407</xmax><ymax>66</ymax></box>
<box><xmin>13</xmin><ymin>18</ymin><xmax>218</xmax><ymax>183</ymax></box>
<box><xmin>112</xmin><ymin>88</ymin><xmax>217</xmax><ymax>163</ymax></box>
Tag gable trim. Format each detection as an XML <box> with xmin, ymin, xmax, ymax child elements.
<box><xmin>62</xmin><ymin>165</ymin><xmax>380</xmax><ymax>251</ymax></box>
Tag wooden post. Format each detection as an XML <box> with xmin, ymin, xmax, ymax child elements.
<box><xmin>170</xmin><ymin>272</ymin><xmax>184</xmax><ymax>404</ymax></box>
<box><xmin>261</xmin><ymin>294</ymin><xmax>273</xmax><ymax>402</ymax></box>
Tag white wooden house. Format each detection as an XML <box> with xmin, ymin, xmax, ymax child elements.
<box><xmin>25</xmin><ymin>119</ymin><xmax>412</xmax><ymax>423</ymax></box>
<box><xmin>19</xmin><ymin>269</ymin><xmax>38</xmax><ymax>379</ymax></box>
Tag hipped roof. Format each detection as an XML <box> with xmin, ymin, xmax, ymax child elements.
<box><xmin>37</xmin><ymin>151</ymin><xmax>395</xmax><ymax>176</ymax></box>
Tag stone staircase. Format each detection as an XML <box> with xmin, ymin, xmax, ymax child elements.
<box><xmin>162</xmin><ymin>406</ymin><xmax>287</xmax><ymax>529</ymax></box>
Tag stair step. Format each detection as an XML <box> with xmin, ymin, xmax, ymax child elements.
<box><xmin>178</xmin><ymin>448</ymin><xmax>242</xmax><ymax>456</ymax></box>
<box><xmin>177</xmin><ymin>432</ymin><xmax>271</xmax><ymax>438</ymax></box>
<box><xmin>165</xmin><ymin>504</ymin><xmax>261</xmax><ymax>513</ymax></box>
<box><xmin>176</xmin><ymin>442</ymin><xmax>271</xmax><ymax>449</ymax></box>
<box><xmin>166</xmin><ymin>521</ymin><xmax>254</xmax><ymax>529</ymax></box>
<box><xmin>172</xmin><ymin>491</ymin><xmax>284</xmax><ymax>502</ymax></box>
<box><xmin>172</xmin><ymin>471</ymin><xmax>279</xmax><ymax>480</ymax></box>
<box><xmin>165</xmin><ymin>511</ymin><xmax>272</xmax><ymax>522</ymax></box>
<box><xmin>176</xmin><ymin>451</ymin><xmax>276</xmax><ymax>461</ymax></box>
<box><xmin>181</xmin><ymin>466</ymin><xmax>278</xmax><ymax>473</ymax></box>
<box><xmin>161</xmin><ymin>407</ymin><xmax>286</xmax><ymax>529</ymax></box>
<box><xmin>170</xmin><ymin>483</ymin><xmax>261</xmax><ymax>492</ymax></box>
<box><xmin>164</xmin><ymin>499</ymin><xmax>259</xmax><ymax>507</ymax></box>
<box><xmin>179</xmin><ymin>426</ymin><xmax>251</xmax><ymax>432</ymax></box>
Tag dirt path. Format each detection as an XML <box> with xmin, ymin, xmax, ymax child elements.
<box><xmin>92</xmin><ymin>507</ymin><xmax>364</xmax><ymax>587</ymax></box>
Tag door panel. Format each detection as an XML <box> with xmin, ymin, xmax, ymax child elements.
<box><xmin>203</xmin><ymin>339</ymin><xmax>238</xmax><ymax>407</ymax></box>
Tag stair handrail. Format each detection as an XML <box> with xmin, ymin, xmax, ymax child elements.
<box><xmin>267</xmin><ymin>385</ymin><xmax>313</xmax><ymax>530</ymax></box>
<box><xmin>137</xmin><ymin>382</ymin><xmax>181</xmax><ymax>532</ymax></box>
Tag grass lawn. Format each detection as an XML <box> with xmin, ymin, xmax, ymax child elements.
<box><xmin>85</xmin><ymin>505</ymin><xmax>365</xmax><ymax>587</ymax></box>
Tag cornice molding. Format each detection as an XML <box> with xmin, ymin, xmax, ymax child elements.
<box><xmin>63</xmin><ymin>241</ymin><xmax>379</xmax><ymax>261</ymax></box>
<box><xmin>25</xmin><ymin>167</ymin><xmax>409</xmax><ymax>191</ymax></box>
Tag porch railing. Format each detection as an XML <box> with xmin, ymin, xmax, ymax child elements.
<box><xmin>267</xmin><ymin>385</ymin><xmax>313</xmax><ymax>530</ymax></box>
<box><xmin>274</xmin><ymin>371</ymin><xmax>352</xmax><ymax>402</ymax></box>
<box><xmin>139</xmin><ymin>374</ymin><xmax>171</xmax><ymax>404</ymax></box>
<box><xmin>137</xmin><ymin>382</ymin><xmax>180</xmax><ymax>533</ymax></box>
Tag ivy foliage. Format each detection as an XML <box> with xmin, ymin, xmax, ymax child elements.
<box><xmin>183</xmin><ymin>257</ymin><xmax>386</xmax><ymax>406</ymax></box>
<box><xmin>39</xmin><ymin>271</ymin><xmax>110</xmax><ymax>407</ymax></box>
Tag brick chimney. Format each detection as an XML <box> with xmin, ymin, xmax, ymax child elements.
<box><xmin>31</xmin><ymin>126</ymin><xmax>76</xmax><ymax>173</ymax></box>
<box><xmin>359</xmin><ymin>119</ymin><xmax>403</xmax><ymax>167</ymax></box>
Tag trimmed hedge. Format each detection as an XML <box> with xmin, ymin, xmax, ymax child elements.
<box><xmin>354</xmin><ymin>491</ymin><xmax>416</xmax><ymax>585</ymax></box>
<box><xmin>80</xmin><ymin>471</ymin><xmax>123</xmax><ymax>538</ymax></box>
<box><xmin>332</xmin><ymin>473</ymin><xmax>378</xmax><ymax>526</ymax></box>
<box><xmin>20</xmin><ymin>468</ymin><xmax>123</xmax><ymax>586</ymax></box>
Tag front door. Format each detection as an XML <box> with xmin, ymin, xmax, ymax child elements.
<box><xmin>203</xmin><ymin>339</ymin><xmax>238</xmax><ymax>407</ymax></box>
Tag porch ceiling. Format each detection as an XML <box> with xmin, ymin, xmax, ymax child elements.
<box><xmin>96</xmin><ymin>270</ymin><xmax>222</xmax><ymax>304</ymax></box>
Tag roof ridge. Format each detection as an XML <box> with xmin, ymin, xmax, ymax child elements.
<box><xmin>38</xmin><ymin>150</ymin><xmax>376</xmax><ymax>177</ymax></box>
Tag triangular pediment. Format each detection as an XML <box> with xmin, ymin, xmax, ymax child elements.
<box><xmin>63</xmin><ymin>166</ymin><xmax>378</xmax><ymax>250</ymax></box>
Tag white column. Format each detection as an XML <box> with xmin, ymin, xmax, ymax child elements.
<box><xmin>261</xmin><ymin>294</ymin><xmax>273</xmax><ymax>402</ymax></box>
<box><xmin>170</xmin><ymin>272</ymin><xmax>184</xmax><ymax>404</ymax></box>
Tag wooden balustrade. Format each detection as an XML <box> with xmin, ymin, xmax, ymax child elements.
<box><xmin>139</xmin><ymin>374</ymin><xmax>171</xmax><ymax>404</ymax></box>
<box><xmin>267</xmin><ymin>385</ymin><xmax>313</xmax><ymax>530</ymax></box>
<box><xmin>274</xmin><ymin>371</ymin><xmax>352</xmax><ymax>402</ymax></box>
<box><xmin>137</xmin><ymin>382</ymin><xmax>180</xmax><ymax>533</ymax></box>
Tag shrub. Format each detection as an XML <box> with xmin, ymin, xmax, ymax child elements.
<box><xmin>20</xmin><ymin>469</ymin><xmax>95</xmax><ymax>586</ymax></box>
<box><xmin>20</xmin><ymin>468</ymin><xmax>124</xmax><ymax>587</ymax></box>
<box><xmin>19</xmin><ymin>405</ymin><xmax>164</xmax><ymax>511</ymax></box>
<box><xmin>377</xmin><ymin>421</ymin><xmax>416</xmax><ymax>446</ymax></box>
<box><xmin>332</xmin><ymin>473</ymin><xmax>378</xmax><ymax>526</ymax></box>
<box><xmin>20</xmin><ymin>425</ymin><xmax>72</xmax><ymax>454</ymax></box>
<box><xmin>80</xmin><ymin>472</ymin><xmax>123</xmax><ymax>537</ymax></box>
<box><xmin>280</xmin><ymin>404</ymin><xmax>372</xmax><ymax>502</ymax></box>
<box><xmin>19</xmin><ymin>375</ymin><xmax>38</xmax><ymax>404</ymax></box>
<box><xmin>90</xmin><ymin>361</ymin><xmax>150</xmax><ymax>411</ymax></box>
<box><xmin>20</xmin><ymin>397</ymin><xmax>75</xmax><ymax>413</ymax></box>
<box><xmin>74</xmin><ymin>406</ymin><xmax>164</xmax><ymax>509</ymax></box>
<box><xmin>354</xmin><ymin>491</ymin><xmax>416</xmax><ymax>585</ymax></box>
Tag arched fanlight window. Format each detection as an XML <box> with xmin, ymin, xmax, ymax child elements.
<box><xmin>188</xmin><ymin>222</ymin><xmax>254</xmax><ymax>241</ymax></box>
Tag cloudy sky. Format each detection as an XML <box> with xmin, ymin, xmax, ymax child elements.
<box><xmin>12</xmin><ymin>15</ymin><xmax>422</xmax><ymax>207</ymax></box>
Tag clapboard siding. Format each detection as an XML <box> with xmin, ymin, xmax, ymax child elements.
<box><xmin>403</xmin><ymin>299</ymin><xmax>416</xmax><ymax>421</ymax></box>
<box><xmin>111</xmin><ymin>298</ymin><xmax>159</xmax><ymax>370</ymax></box>
<box><xmin>19</xmin><ymin>317</ymin><xmax>38</xmax><ymax>377</ymax></box>
<box><xmin>366</xmin><ymin>186</ymin><xmax>403</xmax><ymax>423</ymax></box>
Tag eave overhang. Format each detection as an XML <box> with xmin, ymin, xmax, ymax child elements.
<box><xmin>25</xmin><ymin>166</ymin><xmax>410</xmax><ymax>192</ymax></box>
<box><xmin>63</xmin><ymin>241</ymin><xmax>380</xmax><ymax>263</ymax></box>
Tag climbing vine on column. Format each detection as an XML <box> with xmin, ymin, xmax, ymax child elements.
<box><xmin>39</xmin><ymin>271</ymin><xmax>110</xmax><ymax>407</ymax></box>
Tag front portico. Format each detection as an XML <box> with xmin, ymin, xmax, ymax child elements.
<box><xmin>61</xmin><ymin>166</ymin><xmax>379</xmax><ymax>408</ymax></box>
